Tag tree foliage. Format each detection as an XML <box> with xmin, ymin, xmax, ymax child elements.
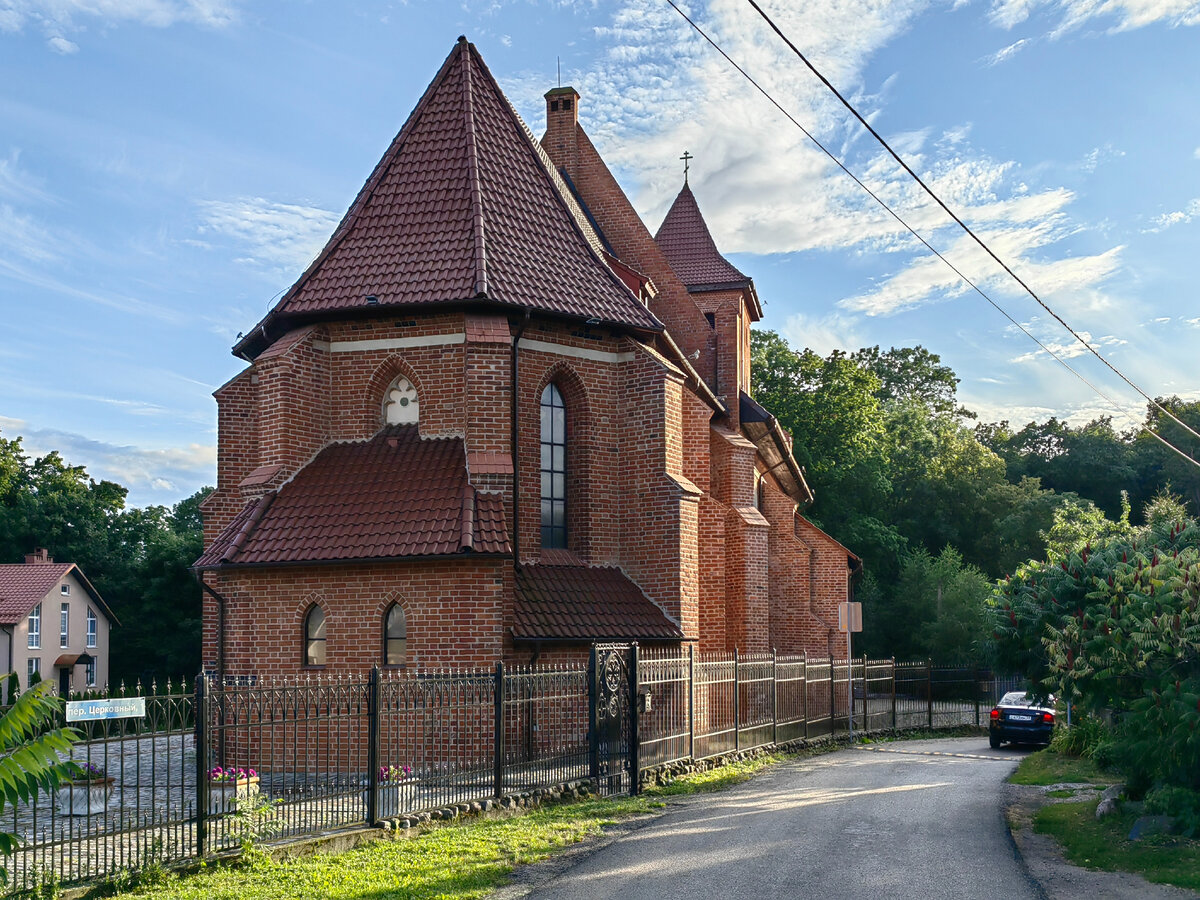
<box><xmin>0</xmin><ymin>429</ymin><xmax>209</xmax><ymax>684</ymax></box>
<box><xmin>0</xmin><ymin>678</ymin><xmax>80</xmax><ymax>884</ymax></box>
<box><xmin>989</xmin><ymin>493</ymin><xmax>1200</xmax><ymax>793</ymax></box>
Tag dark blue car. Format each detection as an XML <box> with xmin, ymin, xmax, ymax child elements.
<box><xmin>989</xmin><ymin>691</ymin><xmax>1055</xmax><ymax>748</ymax></box>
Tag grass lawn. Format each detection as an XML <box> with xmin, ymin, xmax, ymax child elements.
<box><xmin>1008</xmin><ymin>747</ymin><xmax>1110</xmax><ymax>786</ymax></box>
<box><xmin>1011</xmin><ymin>749</ymin><xmax>1200</xmax><ymax>892</ymax></box>
<box><xmin>1033</xmin><ymin>800</ymin><xmax>1200</xmax><ymax>892</ymax></box>
<box><xmin>94</xmin><ymin>751</ymin><xmax>792</xmax><ymax>899</ymax></box>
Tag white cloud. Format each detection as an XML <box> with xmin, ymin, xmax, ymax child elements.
<box><xmin>507</xmin><ymin>1</ymin><xmax>1124</xmax><ymax>327</ymax></box>
<box><xmin>1194</xmin><ymin>147</ymin><xmax>1200</xmax><ymax>160</ymax></box>
<box><xmin>0</xmin><ymin>0</ymin><xmax>238</xmax><ymax>34</ymax></box>
<box><xmin>0</xmin><ymin>203</ymin><xmax>57</xmax><ymax>263</ymax></box>
<box><xmin>986</xmin><ymin>38</ymin><xmax>1029</xmax><ymax>64</ymax></box>
<box><xmin>1186</xmin><ymin>317</ymin><xmax>1200</xmax><ymax>327</ymax></box>
<box><xmin>0</xmin><ymin>150</ymin><xmax>53</xmax><ymax>205</ymax></box>
<box><xmin>1007</xmin><ymin>320</ymin><xmax>1126</xmax><ymax>364</ymax></box>
<box><xmin>0</xmin><ymin>416</ymin><xmax>215</xmax><ymax>506</ymax></box>
<box><xmin>988</xmin><ymin>0</ymin><xmax>1200</xmax><ymax>34</ymax></box>
<box><xmin>197</xmin><ymin>197</ymin><xmax>339</xmax><ymax>276</ymax></box>
<box><xmin>1148</xmin><ymin>198</ymin><xmax>1200</xmax><ymax>230</ymax></box>
<box><xmin>776</xmin><ymin>311</ymin><xmax>864</xmax><ymax>357</ymax></box>
<box><xmin>46</xmin><ymin>33</ymin><xmax>76</xmax><ymax>52</ymax></box>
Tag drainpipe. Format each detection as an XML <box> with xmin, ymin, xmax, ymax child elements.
<box><xmin>510</xmin><ymin>310</ymin><xmax>532</xmax><ymax>568</ymax></box>
<box><xmin>197</xmin><ymin>577</ymin><xmax>230</xmax><ymax>687</ymax></box>
<box><xmin>1</xmin><ymin>626</ymin><xmax>10</xmax><ymax>702</ymax></box>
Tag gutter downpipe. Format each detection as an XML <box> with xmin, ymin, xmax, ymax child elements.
<box><xmin>1</xmin><ymin>626</ymin><xmax>10</xmax><ymax>701</ymax></box>
<box><xmin>510</xmin><ymin>310</ymin><xmax>532</xmax><ymax>569</ymax></box>
<box><xmin>197</xmin><ymin>577</ymin><xmax>230</xmax><ymax>687</ymax></box>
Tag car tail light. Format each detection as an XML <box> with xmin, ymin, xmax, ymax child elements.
<box><xmin>990</xmin><ymin>708</ymin><xmax>1000</xmax><ymax>720</ymax></box>
<box><xmin>1042</xmin><ymin>712</ymin><xmax>1054</xmax><ymax>723</ymax></box>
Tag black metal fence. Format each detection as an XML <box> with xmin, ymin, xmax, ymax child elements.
<box><xmin>3</xmin><ymin>653</ymin><xmax>1019</xmax><ymax>895</ymax></box>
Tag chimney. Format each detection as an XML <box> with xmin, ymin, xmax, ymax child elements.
<box><xmin>543</xmin><ymin>86</ymin><xmax>581</xmax><ymax>180</ymax></box>
<box><xmin>25</xmin><ymin>548</ymin><xmax>52</xmax><ymax>565</ymax></box>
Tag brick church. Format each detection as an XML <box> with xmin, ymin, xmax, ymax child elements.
<box><xmin>196</xmin><ymin>37</ymin><xmax>859</xmax><ymax>680</ymax></box>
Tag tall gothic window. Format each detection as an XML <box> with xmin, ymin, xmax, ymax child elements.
<box><xmin>304</xmin><ymin>605</ymin><xmax>326</xmax><ymax>667</ymax></box>
<box><xmin>383</xmin><ymin>375</ymin><xmax>419</xmax><ymax>425</ymax></box>
<box><xmin>383</xmin><ymin>604</ymin><xmax>407</xmax><ymax>667</ymax></box>
<box><xmin>540</xmin><ymin>383</ymin><xmax>567</xmax><ymax>549</ymax></box>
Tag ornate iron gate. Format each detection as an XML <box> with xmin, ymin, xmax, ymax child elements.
<box><xmin>588</xmin><ymin>643</ymin><xmax>639</xmax><ymax>796</ymax></box>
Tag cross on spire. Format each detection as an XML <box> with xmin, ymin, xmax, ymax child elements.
<box><xmin>680</xmin><ymin>150</ymin><xmax>693</xmax><ymax>184</ymax></box>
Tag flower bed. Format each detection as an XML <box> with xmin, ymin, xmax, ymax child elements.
<box><xmin>370</xmin><ymin>765</ymin><xmax>415</xmax><ymax>819</ymax></box>
<box><xmin>56</xmin><ymin>762</ymin><xmax>114</xmax><ymax>816</ymax></box>
<box><xmin>207</xmin><ymin>766</ymin><xmax>260</xmax><ymax>815</ymax></box>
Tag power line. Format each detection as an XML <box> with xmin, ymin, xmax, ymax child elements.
<box><xmin>740</xmin><ymin>0</ymin><xmax>1200</xmax><ymax>449</ymax></box>
<box><xmin>660</xmin><ymin>0</ymin><xmax>1199</xmax><ymax>468</ymax></box>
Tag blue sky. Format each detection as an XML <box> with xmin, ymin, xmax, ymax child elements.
<box><xmin>1</xmin><ymin>0</ymin><xmax>1197</xmax><ymax>508</ymax></box>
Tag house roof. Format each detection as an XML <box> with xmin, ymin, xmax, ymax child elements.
<box><xmin>654</xmin><ymin>182</ymin><xmax>751</xmax><ymax>292</ymax></box>
<box><xmin>513</xmin><ymin>564</ymin><xmax>685</xmax><ymax>643</ymax></box>
<box><xmin>234</xmin><ymin>37</ymin><xmax>660</xmax><ymax>361</ymax></box>
<box><xmin>0</xmin><ymin>562</ymin><xmax>118</xmax><ymax>626</ymax></box>
<box><xmin>195</xmin><ymin>425</ymin><xmax>510</xmax><ymax>569</ymax></box>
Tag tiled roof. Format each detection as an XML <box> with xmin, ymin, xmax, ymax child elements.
<box><xmin>0</xmin><ymin>562</ymin><xmax>116</xmax><ymax>626</ymax></box>
<box><xmin>195</xmin><ymin>426</ymin><xmax>510</xmax><ymax>569</ymax></box>
<box><xmin>234</xmin><ymin>38</ymin><xmax>659</xmax><ymax>361</ymax></box>
<box><xmin>0</xmin><ymin>563</ymin><xmax>73</xmax><ymax>624</ymax></box>
<box><xmin>513</xmin><ymin>564</ymin><xmax>685</xmax><ymax>643</ymax></box>
<box><xmin>654</xmin><ymin>183</ymin><xmax>749</xmax><ymax>289</ymax></box>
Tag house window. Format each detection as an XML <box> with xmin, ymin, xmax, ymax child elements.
<box><xmin>304</xmin><ymin>606</ymin><xmax>326</xmax><ymax>667</ymax></box>
<box><xmin>86</xmin><ymin>608</ymin><xmax>97</xmax><ymax>648</ymax></box>
<box><xmin>27</xmin><ymin>603</ymin><xmax>40</xmax><ymax>649</ymax></box>
<box><xmin>60</xmin><ymin>584</ymin><xmax>70</xmax><ymax>595</ymax></box>
<box><xmin>85</xmin><ymin>657</ymin><xmax>96</xmax><ymax>688</ymax></box>
<box><xmin>26</xmin><ymin>657</ymin><xmax>39</xmax><ymax>687</ymax></box>
<box><xmin>540</xmin><ymin>383</ymin><xmax>567</xmax><ymax>549</ymax></box>
<box><xmin>60</xmin><ymin>602</ymin><xmax>69</xmax><ymax>648</ymax></box>
<box><xmin>383</xmin><ymin>376</ymin><xmax>419</xmax><ymax>425</ymax></box>
<box><xmin>383</xmin><ymin>604</ymin><xmax>407</xmax><ymax>667</ymax></box>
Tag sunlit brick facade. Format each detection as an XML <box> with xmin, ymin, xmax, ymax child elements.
<box><xmin>197</xmin><ymin>38</ymin><xmax>857</xmax><ymax>681</ymax></box>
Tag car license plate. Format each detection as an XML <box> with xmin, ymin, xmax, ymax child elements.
<box><xmin>1010</xmin><ymin>714</ymin><xmax>1032</xmax><ymax>721</ymax></box>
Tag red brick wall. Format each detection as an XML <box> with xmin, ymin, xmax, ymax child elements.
<box><xmin>541</xmin><ymin>101</ymin><xmax>716</xmax><ymax>388</ymax></box>
<box><xmin>201</xmin><ymin>558</ymin><xmax>508</xmax><ymax>677</ymax></box>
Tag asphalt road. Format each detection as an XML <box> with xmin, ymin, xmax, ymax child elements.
<box><xmin>509</xmin><ymin>737</ymin><xmax>1045</xmax><ymax>900</ymax></box>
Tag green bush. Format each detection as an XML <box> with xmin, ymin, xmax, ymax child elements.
<box><xmin>990</xmin><ymin>493</ymin><xmax>1200</xmax><ymax>797</ymax></box>
<box><xmin>1049</xmin><ymin>714</ymin><xmax>1110</xmax><ymax>759</ymax></box>
<box><xmin>1146</xmin><ymin>786</ymin><xmax>1200</xmax><ymax>837</ymax></box>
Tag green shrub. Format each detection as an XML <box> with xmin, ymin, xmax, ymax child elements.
<box><xmin>1146</xmin><ymin>786</ymin><xmax>1200</xmax><ymax>838</ymax></box>
<box><xmin>1049</xmin><ymin>714</ymin><xmax>1110</xmax><ymax>759</ymax></box>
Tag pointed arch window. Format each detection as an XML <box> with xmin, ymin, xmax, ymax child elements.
<box><xmin>383</xmin><ymin>376</ymin><xmax>419</xmax><ymax>425</ymax></box>
<box><xmin>383</xmin><ymin>604</ymin><xmax>407</xmax><ymax>667</ymax></box>
<box><xmin>540</xmin><ymin>383</ymin><xmax>567</xmax><ymax>549</ymax></box>
<box><xmin>304</xmin><ymin>605</ymin><xmax>326</xmax><ymax>667</ymax></box>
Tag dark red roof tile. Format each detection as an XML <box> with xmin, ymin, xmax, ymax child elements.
<box><xmin>0</xmin><ymin>562</ymin><xmax>117</xmax><ymax>626</ymax></box>
<box><xmin>195</xmin><ymin>426</ymin><xmax>510</xmax><ymax>569</ymax></box>
<box><xmin>654</xmin><ymin>183</ymin><xmax>749</xmax><ymax>288</ymax></box>
<box><xmin>513</xmin><ymin>564</ymin><xmax>684</xmax><ymax>642</ymax></box>
<box><xmin>0</xmin><ymin>563</ymin><xmax>73</xmax><ymax>624</ymax></box>
<box><xmin>235</xmin><ymin>39</ymin><xmax>659</xmax><ymax>360</ymax></box>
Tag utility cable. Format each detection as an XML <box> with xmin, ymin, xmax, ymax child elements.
<box><xmin>742</xmin><ymin>0</ymin><xmax>1200</xmax><ymax>448</ymax></box>
<box><xmin>660</xmin><ymin>0</ymin><xmax>1199</xmax><ymax>468</ymax></box>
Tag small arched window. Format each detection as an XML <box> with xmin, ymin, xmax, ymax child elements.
<box><xmin>383</xmin><ymin>604</ymin><xmax>407</xmax><ymax>667</ymax></box>
<box><xmin>540</xmin><ymin>383</ymin><xmax>567</xmax><ymax>549</ymax></box>
<box><xmin>383</xmin><ymin>376</ymin><xmax>419</xmax><ymax>425</ymax></box>
<box><xmin>304</xmin><ymin>605</ymin><xmax>326</xmax><ymax>667</ymax></box>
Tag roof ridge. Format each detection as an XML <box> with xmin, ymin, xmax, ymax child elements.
<box><xmin>233</xmin><ymin>41</ymin><xmax>467</xmax><ymax>358</ymax></box>
<box><xmin>460</xmin><ymin>39</ymin><xmax>489</xmax><ymax>299</ymax></box>
<box><xmin>467</xmin><ymin>47</ymin><xmax>658</xmax><ymax>327</ymax></box>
